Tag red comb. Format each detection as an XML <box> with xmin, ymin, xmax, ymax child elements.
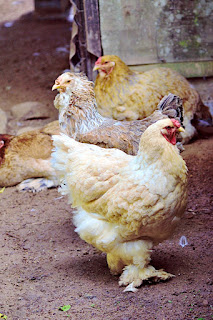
<box><xmin>171</xmin><ymin>119</ymin><xmax>181</xmax><ymax>128</ymax></box>
<box><xmin>95</xmin><ymin>56</ymin><xmax>102</xmax><ymax>65</ymax></box>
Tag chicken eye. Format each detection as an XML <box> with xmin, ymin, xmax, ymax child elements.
<box><xmin>166</xmin><ymin>126</ymin><xmax>172</xmax><ymax>129</ymax></box>
<box><xmin>104</xmin><ymin>61</ymin><xmax>109</xmax><ymax>64</ymax></box>
<box><xmin>67</xmin><ymin>80</ymin><xmax>71</xmax><ymax>83</ymax></box>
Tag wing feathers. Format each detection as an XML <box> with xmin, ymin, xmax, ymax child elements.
<box><xmin>52</xmin><ymin>134</ymin><xmax>130</xmax><ymax>206</ymax></box>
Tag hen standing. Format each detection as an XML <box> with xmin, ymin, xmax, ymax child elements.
<box><xmin>52</xmin><ymin>118</ymin><xmax>187</xmax><ymax>292</ymax></box>
<box><xmin>93</xmin><ymin>55</ymin><xmax>212</xmax><ymax>143</ymax></box>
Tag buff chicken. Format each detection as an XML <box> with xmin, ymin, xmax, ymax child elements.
<box><xmin>52</xmin><ymin>118</ymin><xmax>188</xmax><ymax>291</ymax></box>
<box><xmin>93</xmin><ymin>55</ymin><xmax>212</xmax><ymax>143</ymax></box>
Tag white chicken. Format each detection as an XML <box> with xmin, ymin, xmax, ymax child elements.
<box><xmin>52</xmin><ymin>118</ymin><xmax>188</xmax><ymax>291</ymax></box>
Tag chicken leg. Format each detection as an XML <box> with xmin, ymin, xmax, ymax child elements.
<box><xmin>106</xmin><ymin>239</ymin><xmax>174</xmax><ymax>292</ymax></box>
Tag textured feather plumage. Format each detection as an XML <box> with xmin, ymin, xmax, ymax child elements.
<box><xmin>94</xmin><ymin>55</ymin><xmax>212</xmax><ymax>143</ymax></box>
<box><xmin>52</xmin><ymin>118</ymin><xmax>188</xmax><ymax>291</ymax></box>
<box><xmin>0</xmin><ymin>121</ymin><xmax>59</xmax><ymax>188</ymax></box>
<box><xmin>53</xmin><ymin>72</ymin><xmax>184</xmax><ymax>154</ymax></box>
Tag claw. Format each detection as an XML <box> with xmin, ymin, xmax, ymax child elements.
<box><xmin>123</xmin><ymin>282</ymin><xmax>138</xmax><ymax>293</ymax></box>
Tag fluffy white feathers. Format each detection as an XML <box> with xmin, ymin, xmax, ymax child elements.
<box><xmin>51</xmin><ymin>119</ymin><xmax>188</xmax><ymax>291</ymax></box>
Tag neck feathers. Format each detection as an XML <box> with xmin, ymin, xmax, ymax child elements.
<box><xmin>59</xmin><ymin>97</ymin><xmax>105</xmax><ymax>138</ymax></box>
<box><xmin>98</xmin><ymin>61</ymin><xmax>134</xmax><ymax>85</ymax></box>
<box><xmin>138</xmin><ymin>128</ymin><xmax>185</xmax><ymax>170</ymax></box>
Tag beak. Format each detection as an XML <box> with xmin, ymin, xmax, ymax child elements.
<box><xmin>177</xmin><ymin>126</ymin><xmax>185</xmax><ymax>133</ymax></box>
<box><xmin>93</xmin><ymin>64</ymin><xmax>100</xmax><ymax>72</ymax></box>
<box><xmin>52</xmin><ymin>84</ymin><xmax>60</xmax><ymax>91</ymax></box>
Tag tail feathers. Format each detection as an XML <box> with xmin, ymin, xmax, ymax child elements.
<box><xmin>51</xmin><ymin>133</ymin><xmax>77</xmax><ymax>168</ymax></box>
<box><xmin>51</xmin><ymin>134</ymin><xmax>82</xmax><ymax>202</ymax></box>
<box><xmin>51</xmin><ymin>134</ymin><xmax>73</xmax><ymax>178</ymax></box>
<box><xmin>51</xmin><ymin>150</ymin><xmax>67</xmax><ymax>173</ymax></box>
<box><xmin>157</xmin><ymin>93</ymin><xmax>184</xmax><ymax>127</ymax></box>
<box><xmin>52</xmin><ymin>133</ymin><xmax>76</xmax><ymax>152</ymax></box>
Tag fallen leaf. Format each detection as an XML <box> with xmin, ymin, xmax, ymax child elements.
<box><xmin>0</xmin><ymin>187</ymin><xmax>5</xmax><ymax>193</ymax></box>
<box><xmin>59</xmin><ymin>305</ymin><xmax>71</xmax><ymax>312</ymax></box>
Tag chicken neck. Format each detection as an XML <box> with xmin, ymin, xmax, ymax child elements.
<box><xmin>59</xmin><ymin>95</ymin><xmax>107</xmax><ymax>138</ymax></box>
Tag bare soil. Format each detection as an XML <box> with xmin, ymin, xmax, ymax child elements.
<box><xmin>0</xmin><ymin>2</ymin><xmax>212</xmax><ymax>319</ymax></box>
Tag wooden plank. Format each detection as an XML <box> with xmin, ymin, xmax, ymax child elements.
<box><xmin>99</xmin><ymin>0</ymin><xmax>157</xmax><ymax>64</ymax></box>
<box><xmin>84</xmin><ymin>0</ymin><xmax>102</xmax><ymax>57</ymax></box>
<box><xmin>130</xmin><ymin>61</ymin><xmax>213</xmax><ymax>78</ymax></box>
<box><xmin>70</xmin><ymin>0</ymin><xmax>101</xmax><ymax>80</ymax></box>
<box><xmin>155</xmin><ymin>0</ymin><xmax>213</xmax><ymax>63</ymax></box>
<box><xmin>99</xmin><ymin>0</ymin><xmax>213</xmax><ymax>65</ymax></box>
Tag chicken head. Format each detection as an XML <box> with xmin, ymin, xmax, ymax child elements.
<box><xmin>93</xmin><ymin>56</ymin><xmax>116</xmax><ymax>78</ymax></box>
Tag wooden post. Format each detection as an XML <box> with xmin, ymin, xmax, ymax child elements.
<box><xmin>70</xmin><ymin>0</ymin><xmax>102</xmax><ymax>80</ymax></box>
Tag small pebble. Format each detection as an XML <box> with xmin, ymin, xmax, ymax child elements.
<box><xmin>202</xmin><ymin>299</ymin><xmax>208</xmax><ymax>306</ymax></box>
<box><xmin>4</xmin><ymin>22</ymin><xmax>14</xmax><ymax>28</ymax></box>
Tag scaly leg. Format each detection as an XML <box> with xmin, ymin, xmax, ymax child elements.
<box><xmin>107</xmin><ymin>239</ymin><xmax>174</xmax><ymax>292</ymax></box>
<box><xmin>106</xmin><ymin>239</ymin><xmax>152</xmax><ymax>279</ymax></box>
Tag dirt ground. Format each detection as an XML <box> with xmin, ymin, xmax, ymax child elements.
<box><xmin>0</xmin><ymin>1</ymin><xmax>213</xmax><ymax>319</ymax></box>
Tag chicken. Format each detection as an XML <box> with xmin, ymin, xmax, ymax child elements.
<box><xmin>52</xmin><ymin>118</ymin><xmax>188</xmax><ymax>291</ymax></box>
<box><xmin>93</xmin><ymin>55</ymin><xmax>212</xmax><ymax>143</ymax></box>
<box><xmin>52</xmin><ymin>72</ymin><xmax>183</xmax><ymax>155</ymax></box>
<box><xmin>0</xmin><ymin>121</ymin><xmax>60</xmax><ymax>192</ymax></box>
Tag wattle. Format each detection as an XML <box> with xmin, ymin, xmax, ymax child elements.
<box><xmin>163</xmin><ymin>133</ymin><xmax>176</xmax><ymax>145</ymax></box>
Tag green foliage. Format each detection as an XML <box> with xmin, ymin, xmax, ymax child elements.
<box><xmin>179</xmin><ymin>40</ymin><xmax>189</xmax><ymax>48</ymax></box>
<box><xmin>58</xmin><ymin>305</ymin><xmax>71</xmax><ymax>312</ymax></box>
<box><xmin>194</xmin><ymin>16</ymin><xmax>199</xmax><ymax>26</ymax></box>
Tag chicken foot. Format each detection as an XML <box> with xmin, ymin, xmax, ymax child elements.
<box><xmin>17</xmin><ymin>177</ymin><xmax>59</xmax><ymax>193</ymax></box>
<box><xmin>16</xmin><ymin>158</ymin><xmax>58</xmax><ymax>192</ymax></box>
<box><xmin>120</xmin><ymin>264</ymin><xmax>174</xmax><ymax>292</ymax></box>
<box><xmin>106</xmin><ymin>239</ymin><xmax>174</xmax><ymax>292</ymax></box>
